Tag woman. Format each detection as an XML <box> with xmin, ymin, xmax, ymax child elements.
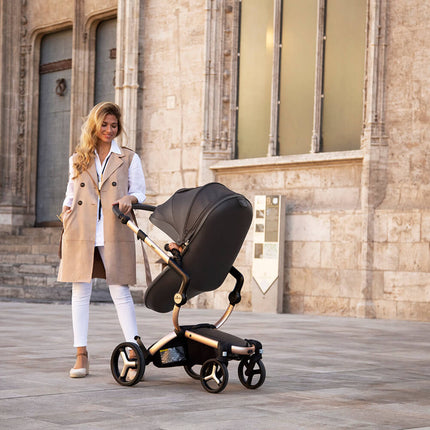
<box><xmin>58</xmin><ymin>102</ymin><xmax>146</xmax><ymax>378</ymax></box>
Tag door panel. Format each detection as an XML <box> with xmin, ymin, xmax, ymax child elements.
<box><xmin>36</xmin><ymin>29</ymin><xmax>72</xmax><ymax>225</ymax></box>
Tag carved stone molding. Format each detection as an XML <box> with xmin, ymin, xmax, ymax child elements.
<box><xmin>201</xmin><ymin>0</ymin><xmax>236</xmax><ymax>162</ymax></box>
<box><xmin>361</xmin><ymin>0</ymin><xmax>389</xmax><ymax>210</ymax></box>
<box><xmin>311</xmin><ymin>0</ymin><xmax>326</xmax><ymax>153</ymax></box>
<box><xmin>362</xmin><ymin>0</ymin><xmax>388</xmax><ymax>148</ymax></box>
<box><xmin>16</xmin><ymin>0</ymin><xmax>29</xmax><ymax>198</ymax></box>
<box><xmin>115</xmin><ymin>0</ymin><xmax>142</xmax><ymax>150</ymax></box>
<box><xmin>69</xmin><ymin>0</ymin><xmax>90</xmax><ymax>152</ymax></box>
<box><xmin>358</xmin><ymin>0</ymin><xmax>389</xmax><ymax>318</ymax></box>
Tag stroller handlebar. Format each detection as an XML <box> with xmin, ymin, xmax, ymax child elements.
<box><xmin>132</xmin><ymin>203</ymin><xmax>156</xmax><ymax>212</ymax></box>
<box><xmin>112</xmin><ymin>204</ymin><xmax>130</xmax><ymax>224</ymax></box>
<box><xmin>112</xmin><ymin>203</ymin><xmax>156</xmax><ymax>223</ymax></box>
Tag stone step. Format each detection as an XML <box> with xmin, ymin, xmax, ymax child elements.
<box><xmin>0</xmin><ymin>282</ymin><xmax>135</xmax><ymax>303</ymax></box>
<box><xmin>0</xmin><ymin>233</ymin><xmax>57</xmax><ymax>246</ymax></box>
<box><xmin>0</xmin><ymin>243</ymin><xmax>34</xmax><ymax>254</ymax></box>
<box><xmin>0</xmin><ymin>227</ymin><xmax>143</xmax><ymax>303</ymax></box>
<box><xmin>20</xmin><ymin>226</ymin><xmax>62</xmax><ymax>237</ymax></box>
<box><xmin>0</xmin><ymin>253</ymin><xmax>46</xmax><ymax>265</ymax></box>
<box><xmin>0</xmin><ymin>226</ymin><xmax>61</xmax><ymax>243</ymax></box>
<box><xmin>0</xmin><ymin>242</ymin><xmax>60</xmax><ymax>255</ymax></box>
<box><xmin>0</xmin><ymin>262</ymin><xmax>58</xmax><ymax>277</ymax></box>
<box><xmin>0</xmin><ymin>227</ymin><xmax>67</xmax><ymax>302</ymax></box>
<box><xmin>0</xmin><ymin>284</ymin><xmax>72</xmax><ymax>302</ymax></box>
<box><xmin>0</xmin><ymin>282</ymin><xmax>143</xmax><ymax>303</ymax></box>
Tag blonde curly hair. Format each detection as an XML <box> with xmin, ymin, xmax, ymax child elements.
<box><xmin>72</xmin><ymin>102</ymin><xmax>123</xmax><ymax>178</ymax></box>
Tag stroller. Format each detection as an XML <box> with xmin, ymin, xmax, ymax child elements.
<box><xmin>110</xmin><ymin>182</ymin><xmax>266</xmax><ymax>393</ymax></box>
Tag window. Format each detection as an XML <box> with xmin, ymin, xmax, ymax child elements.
<box><xmin>236</xmin><ymin>0</ymin><xmax>367</xmax><ymax>159</ymax></box>
<box><xmin>236</xmin><ymin>0</ymin><xmax>274</xmax><ymax>159</ymax></box>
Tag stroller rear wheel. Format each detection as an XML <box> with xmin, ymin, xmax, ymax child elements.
<box><xmin>111</xmin><ymin>342</ymin><xmax>145</xmax><ymax>386</ymax></box>
<box><xmin>184</xmin><ymin>364</ymin><xmax>201</xmax><ymax>380</ymax></box>
<box><xmin>200</xmin><ymin>359</ymin><xmax>229</xmax><ymax>393</ymax></box>
<box><xmin>238</xmin><ymin>356</ymin><xmax>266</xmax><ymax>389</ymax></box>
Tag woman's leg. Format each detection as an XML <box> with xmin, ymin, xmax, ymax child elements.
<box><xmin>71</xmin><ymin>281</ymin><xmax>92</xmax><ymax>373</ymax></box>
<box><xmin>72</xmin><ymin>281</ymin><xmax>92</xmax><ymax>347</ymax></box>
<box><xmin>97</xmin><ymin>246</ymin><xmax>139</xmax><ymax>343</ymax></box>
<box><xmin>109</xmin><ymin>284</ymin><xmax>139</xmax><ymax>343</ymax></box>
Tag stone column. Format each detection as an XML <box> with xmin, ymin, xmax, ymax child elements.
<box><xmin>0</xmin><ymin>0</ymin><xmax>31</xmax><ymax>231</ymax></box>
<box><xmin>69</xmin><ymin>0</ymin><xmax>91</xmax><ymax>152</ymax></box>
<box><xmin>311</xmin><ymin>0</ymin><xmax>326</xmax><ymax>153</ymax></box>
<box><xmin>115</xmin><ymin>0</ymin><xmax>142</xmax><ymax>150</ymax></box>
<box><xmin>199</xmin><ymin>0</ymin><xmax>236</xmax><ymax>184</ymax></box>
<box><xmin>358</xmin><ymin>0</ymin><xmax>389</xmax><ymax>318</ymax></box>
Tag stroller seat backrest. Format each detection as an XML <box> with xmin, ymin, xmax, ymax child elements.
<box><xmin>144</xmin><ymin>183</ymin><xmax>253</xmax><ymax>313</ymax></box>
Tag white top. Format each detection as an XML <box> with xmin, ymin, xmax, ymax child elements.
<box><xmin>62</xmin><ymin>140</ymin><xmax>146</xmax><ymax>246</ymax></box>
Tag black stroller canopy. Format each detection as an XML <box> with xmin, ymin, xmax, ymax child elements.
<box><xmin>145</xmin><ymin>182</ymin><xmax>253</xmax><ymax>313</ymax></box>
<box><xmin>150</xmin><ymin>182</ymin><xmax>244</xmax><ymax>245</ymax></box>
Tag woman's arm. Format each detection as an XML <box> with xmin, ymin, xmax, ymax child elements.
<box><xmin>112</xmin><ymin>153</ymin><xmax>145</xmax><ymax>215</ymax></box>
<box><xmin>127</xmin><ymin>153</ymin><xmax>146</xmax><ymax>203</ymax></box>
<box><xmin>60</xmin><ymin>157</ymin><xmax>75</xmax><ymax>220</ymax></box>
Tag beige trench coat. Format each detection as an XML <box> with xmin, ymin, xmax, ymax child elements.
<box><xmin>57</xmin><ymin>148</ymin><xmax>137</xmax><ymax>285</ymax></box>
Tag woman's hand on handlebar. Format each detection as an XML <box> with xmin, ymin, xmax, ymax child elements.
<box><xmin>113</xmin><ymin>195</ymin><xmax>137</xmax><ymax>215</ymax></box>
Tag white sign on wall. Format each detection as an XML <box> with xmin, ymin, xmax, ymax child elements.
<box><xmin>252</xmin><ymin>195</ymin><xmax>281</xmax><ymax>294</ymax></box>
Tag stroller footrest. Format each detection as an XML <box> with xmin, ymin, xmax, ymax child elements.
<box><xmin>184</xmin><ymin>326</ymin><xmax>252</xmax><ymax>356</ymax></box>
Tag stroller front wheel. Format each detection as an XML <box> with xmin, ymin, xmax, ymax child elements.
<box><xmin>238</xmin><ymin>356</ymin><xmax>266</xmax><ymax>389</ymax></box>
<box><xmin>111</xmin><ymin>342</ymin><xmax>145</xmax><ymax>386</ymax></box>
<box><xmin>200</xmin><ymin>359</ymin><xmax>229</xmax><ymax>393</ymax></box>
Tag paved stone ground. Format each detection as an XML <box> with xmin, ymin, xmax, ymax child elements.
<box><xmin>1</xmin><ymin>301</ymin><xmax>430</xmax><ymax>429</ymax></box>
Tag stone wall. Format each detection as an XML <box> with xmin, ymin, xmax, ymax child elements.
<box><xmin>140</xmin><ymin>0</ymin><xmax>205</xmax><ymax>198</ymax></box>
<box><xmin>371</xmin><ymin>210</ymin><xmax>430</xmax><ymax>320</ymax></box>
<box><xmin>212</xmin><ymin>153</ymin><xmax>364</xmax><ymax>315</ymax></box>
<box><xmin>383</xmin><ymin>0</ymin><xmax>430</xmax><ymax>212</ymax></box>
<box><xmin>368</xmin><ymin>0</ymin><xmax>430</xmax><ymax>321</ymax></box>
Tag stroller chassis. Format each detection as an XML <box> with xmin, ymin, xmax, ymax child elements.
<box><xmin>110</xmin><ymin>202</ymin><xmax>266</xmax><ymax>393</ymax></box>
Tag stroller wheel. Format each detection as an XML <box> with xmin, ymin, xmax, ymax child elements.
<box><xmin>200</xmin><ymin>359</ymin><xmax>229</xmax><ymax>393</ymax></box>
<box><xmin>110</xmin><ymin>342</ymin><xmax>145</xmax><ymax>386</ymax></box>
<box><xmin>238</xmin><ymin>357</ymin><xmax>266</xmax><ymax>389</ymax></box>
<box><xmin>184</xmin><ymin>364</ymin><xmax>201</xmax><ymax>380</ymax></box>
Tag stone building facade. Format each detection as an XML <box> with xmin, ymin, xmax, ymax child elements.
<box><xmin>1</xmin><ymin>0</ymin><xmax>429</xmax><ymax>321</ymax></box>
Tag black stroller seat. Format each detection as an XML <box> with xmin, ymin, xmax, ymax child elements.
<box><xmin>110</xmin><ymin>183</ymin><xmax>266</xmax><ymax>393</ymax></box>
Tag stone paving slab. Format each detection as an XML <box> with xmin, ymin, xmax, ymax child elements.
<box><xmin>1</xmin><ymin>301</ymin><xmax>430</xmax><ymax>429</ymax></box>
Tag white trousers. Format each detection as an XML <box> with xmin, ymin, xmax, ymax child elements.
<box><xmin>71</xmin><ymin>246</ymin><xmax>138</xmax><ymax>347</ymax></box>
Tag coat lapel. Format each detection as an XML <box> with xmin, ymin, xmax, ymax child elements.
<box><xmin>87</xmin><ymin>162</ymin><xmax>98</xmax><ymax>189</ymax></box>
<box><xmin>100</xmin><ymin>150</ymin><xmax>125</xmax><ymax>187</ymax></box>
<box><xmin>72</xmin><ymin>153</ymin><xmax>98</xmax><ymax>188</ymax></box>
